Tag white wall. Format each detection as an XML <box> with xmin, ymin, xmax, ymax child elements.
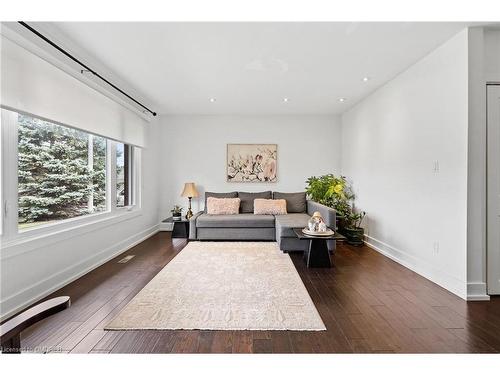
<box><xmin>485</xmin><ymin>29</ymin><xmax>500</xmax><ymax>82</ymax></box>
<box><xmin>0</xmin><ymin>120</ymin><xmax>161</xmax><ymax>319</ymax></box>
<box><xmin>158</xmin><ymin>115</ymin><xmax>342</xmax><ymax>217</ymax></box>
<box><xmin>341</xmin><ymin>30</ymin><xmax>469</xmax><ymax>299</ymax></box>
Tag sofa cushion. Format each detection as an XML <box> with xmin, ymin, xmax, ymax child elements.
<box><xmin>196</xmin><ymin>213</ymin><xmax>275</xmax><ymax>228</ymax></box>
<box><xmin>275</xmin><ymin>213</ymin><xmax>311</xmax><ymax>238</ymax></box>
<box><xmin>254</xmin><ymin>199</ymin><xmax>287</xmax><ymax>215</ymax></box>
<box><xmin>204</xmin><ymin>191</ymin><xmax>238</xmax><ymax>211</ymax></box>
<box><xmin>206</xmin><ymin>197</ymin><xmax>240</xmax><ymax>215</ymax></box>
<box><xmin>273</xmin><ymin>192</ymin><xmax>307</xmax><ymax>213</ymax></box>
<box><xmin>238</xmin><ymin>191</ymin><xmax>272</xmax><ymax>213</ymax></box>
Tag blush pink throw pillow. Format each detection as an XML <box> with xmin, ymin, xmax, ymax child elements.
<box><xmin>254</xmin><ymin>199</ymin><xmax>287</xmax><ymax>215</ymax></box>
<box><xmin>206</xmin><ymin>197</ymin><xmax>240</xmax><ymax>215</ymax></box>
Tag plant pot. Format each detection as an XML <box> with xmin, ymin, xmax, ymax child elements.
<box><xmin>336</xmin><ymin>215</ymin><xmax>348</xmax><ymax>235</ymax></box>
<box><xmin>172</xmin><ymin>213</ymin><xmax>182</xmax><ymax>221</ymax></box>
<box><xmin>345</xmin><ymin>227</ymin><xmax>364</xmax><ymax>246</ymax></box>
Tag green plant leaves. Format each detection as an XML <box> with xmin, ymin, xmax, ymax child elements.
<box><xmin>305</xmin><ymin>174</ymin><xmax>365</xmax><ymax>228</ymax></box>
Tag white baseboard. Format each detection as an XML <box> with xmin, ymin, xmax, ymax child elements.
<box><xmin>364</xmin><ymin>234</ymin><xmax>467</xmax><ymax>300</ymax></box>
<box><xmin>466</xmin><ymin>282</ymin><xmax>490</xmax><ymax>301</ymax></box>
<box><xmin>0</xmin><ymin>224</ymin><xmax>160</xmax><ymax>320</ymax></box>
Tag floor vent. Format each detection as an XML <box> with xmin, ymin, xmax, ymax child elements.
<box><xmin>117</xmin><ymin>255</ymin><xmax>135</xmax><ymax>264</ymax></box>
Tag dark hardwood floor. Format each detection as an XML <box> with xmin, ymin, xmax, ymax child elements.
<box><xmin>16</xmin><ymin>232</ymin><xmax>500</xmax><ymax>353</ymax></box>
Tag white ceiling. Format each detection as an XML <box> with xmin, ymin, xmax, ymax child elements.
<box><xmin>44</xmin><ymin>22</ymin><xmax>472</xmax><ymax>115</ymax></box>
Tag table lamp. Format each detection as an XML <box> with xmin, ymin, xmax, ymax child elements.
<box><xmin>181</xmin><ymin>182</ymin><xmax>199</xmax><ymax>220</ymax></box>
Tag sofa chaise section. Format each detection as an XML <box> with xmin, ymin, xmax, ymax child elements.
<box><xmin>275</xmin><ymin>200</ymin><xmax>336</xmax><ymax>252</ymax></box>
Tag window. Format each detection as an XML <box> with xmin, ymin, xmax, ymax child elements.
<box><xmin>17</xmin><ymin>113</ymin><xmax>107</xmax><ymax>230</ymax></box>
<box><xmin>116</xmin><ymin>143</ymin><xmax>134</xmax><ymax>207</ymax></box>
<box><xmin>0</xmin><ymin>108</ymin><xmax>139</xmax><ymax>241</ymax></box>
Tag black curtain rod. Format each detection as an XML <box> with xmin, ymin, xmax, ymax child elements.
<box><xmin>18</xmin><ymin>21</ymin><xmax>157</xmax><ymax>117</ymax></box>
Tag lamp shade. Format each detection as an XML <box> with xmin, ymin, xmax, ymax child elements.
<box><xmin>181</xmin><ymin>182</ymin><xmax>199</xmax><ymax>198</ymax></box>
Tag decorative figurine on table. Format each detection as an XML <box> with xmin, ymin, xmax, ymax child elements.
<box><xmin>308</xmin><ymin>211</ymin><xmax>327</xmax><ymax>232</ymax></box>
<box><xmin>318</xmin><ymin>220</ymin><xmax>327</xmax><ymax>232</ymax></box>
<box><xmin>303</xmin><ymin>211</ymin><xmax>334</xmax><ymax>236</ymax></box>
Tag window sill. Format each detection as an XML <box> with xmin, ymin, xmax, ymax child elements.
<box><xmin>1</xmin><ymin>209</ymin><xmax>143</xmax><ymax>260</ymax></box>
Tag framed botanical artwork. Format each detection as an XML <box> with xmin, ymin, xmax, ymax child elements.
<box><xmin>227</xmin><ymin>144</ymin><xmax>278</xmax><ymax>182</ymax></box>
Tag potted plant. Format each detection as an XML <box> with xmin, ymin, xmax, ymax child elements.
<box><xmin>344</xmin><ymin>210</ymin><xmax>366</xmax><ymax>246</ymax></box>
<box><xmin>171</xmin><ymin>205</ymin><xmax>183</xmax><ymax>221</ymax></box>
<box><xmin>305</xmin><ymin>174</ymin><xmax>354</xmax><ymax>234</ymax></box>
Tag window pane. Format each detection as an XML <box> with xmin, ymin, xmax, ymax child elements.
<box><xmin>116</xmin><ymin>143</ymin><xmax>125</xmax><ymax>207</ymax></box>
<box><xmin>116</xmin><ymin>143</ymin><xmax>133</xmax><ymax>207</ymax></box>
<box><xmin>17</xmin><ymin>113</ymin><xmax>107</xmax><ymax>230</ymax></box>
<box><xmin>91</xmin><ymin>135</ymin><xmax>107</xmax><ymax>213</ymax></box>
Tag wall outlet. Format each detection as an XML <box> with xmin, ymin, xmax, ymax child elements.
<box><xmin>433</xmin><ymin>241</ymin><xmax>440</xmax><ymax>255</ymax></box>
<box><xmin>433</xmin><ymin>161</ymin><xmax>440</xmax><ymax>173</ymax></box>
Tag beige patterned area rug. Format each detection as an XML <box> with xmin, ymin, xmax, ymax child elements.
<box><xmin>106</xmin><ymin>242</ymin><xmax>326</xmax><ymax>331</ymax></box>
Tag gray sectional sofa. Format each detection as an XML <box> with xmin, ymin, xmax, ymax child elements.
<box><xmin>189</xmin><ymin>191</ymin><xmax>336</xmax><ymax>253</ymax></box>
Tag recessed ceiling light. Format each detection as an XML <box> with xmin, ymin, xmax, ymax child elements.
<box><xmin>209</xmin><ymin>98</ymin><xmax>216</xmax><ymax>102</ymax></box>
<box><xmin>339</xmin><ymin>98</ymin><xmax>347</xmax><ymax>102</ymax></box>
<box><xmin>283</xmin><ymin>98</ymin><xmax>289</xmax><ymax>103</ymax></box>
<box><xmin>362</xmin><ymin>77</ymin><xmax>370</xmax><ymax>82</ymax></box>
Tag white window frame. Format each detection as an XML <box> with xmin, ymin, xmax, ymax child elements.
<box><xmin>112</xmin><ymin>142</ymin><xmax>140</xmax><ymax>213</ymax></box>
<box><xmin>0</xmin><ymin>107</ymin><xmax>142</xmax><ymax>250</ymax></box>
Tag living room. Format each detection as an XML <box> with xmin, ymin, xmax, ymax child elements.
<box><xmin>1</xmin><ymin>0</ymin><xmax>500</xmax><ymax>372</ymax></box>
